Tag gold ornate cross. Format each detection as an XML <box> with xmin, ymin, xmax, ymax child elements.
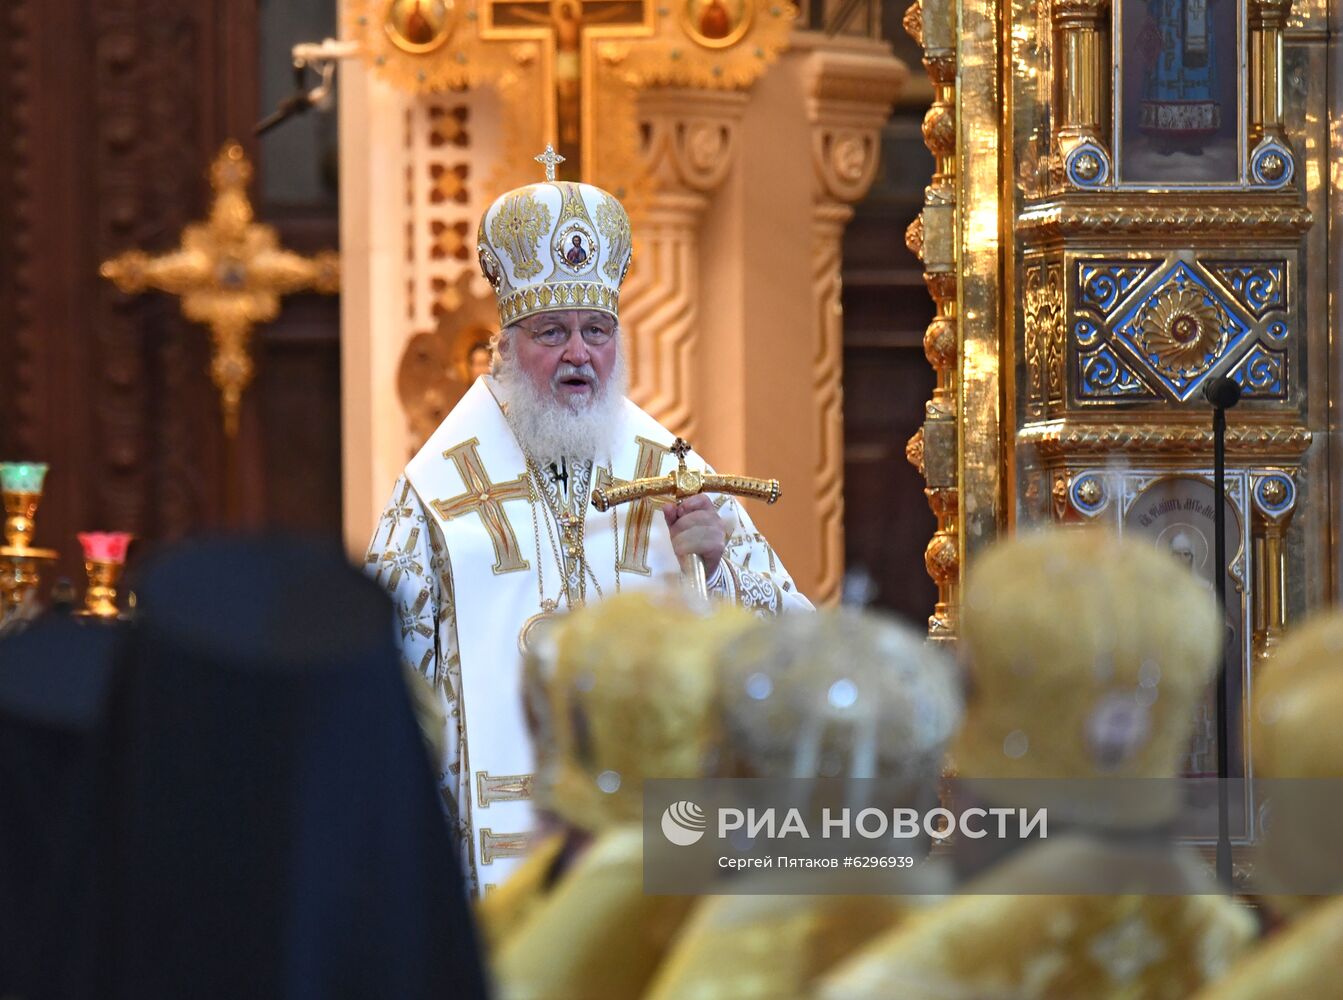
<box><xmin>591</xmin><ymin>437</ymin><xmax>781</xmax><ymax>599</ymax></box>
<box><xmin>100</xmin><ymin>142</ymin><xmax>340</xmax><ymax>438</ymax></box>
<box><xmin>431</xmin><ymin>439</ymin><xmax>533</xmax><ymax>574</ymax></box>
<box><xmin>592</xmin><ymin>437</ymin><xmax>781</xmax><ymax>511</ymax></box>
<box><xmin>534</xmin><ymin>144</ymin><xmax>566</xmax><ymax>181</ymax></box>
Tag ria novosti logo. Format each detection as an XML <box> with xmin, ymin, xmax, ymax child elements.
<box><xmin>660</xmin><ymin>800</ymin><xmax>707</xmax><ymax>846</ymax></box>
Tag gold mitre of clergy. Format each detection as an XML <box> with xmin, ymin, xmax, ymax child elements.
<box><xmin>1247</xmin><ymin>609</ymin><xmax>1343</xmax><ymax>915</ymax></box>
<box><xmin>536</xmin><ymin>592</ymin><xmax>750</xmax><ymax>834</ymax></box>
<box><xmin>1251</xmin><ymin>609</ymin><xmax>1343</xmax><ymax>780</ymax></box>
<box><xmin>476</xmin><ymin>148</ymin><xmax>633</xmax><ymax>328</ymax></box>
<box><xmin>957</xmin><ymin>528</ymin><xmax>1221</xmax><ymax>826</ymax></box>
<box><xmin>717</xmin><ymin>609</ymin><xmax>963</xmax><ymax>782</ymax></box>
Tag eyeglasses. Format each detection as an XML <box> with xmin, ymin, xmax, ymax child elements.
<box><xmin>521</xmin><ymin>320</ymin><xmax>617</xmax><ymax>348</ymax></box>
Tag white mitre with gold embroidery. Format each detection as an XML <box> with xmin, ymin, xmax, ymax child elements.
<box><xmin>476</xmin><ymin>146</ymin><xmax>633</xmax><ymax>327</ymax></box>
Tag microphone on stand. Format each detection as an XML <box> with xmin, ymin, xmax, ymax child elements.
<box><xmin>1202</xmin><ymin>375</ymin><xmax>1240</xmax><ymax>890</ymax></box>
<box><xmin>1203</xmin><ymin>376</ymin><xmax>1242</xmax><ymax>410</ymax></box>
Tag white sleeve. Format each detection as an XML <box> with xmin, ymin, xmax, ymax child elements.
<box><xmin>714</xmin><ymin>496</ymin><xmax>815</xmax><ymax>614</ymax></box>
<box><xmin>364</xmin><ymin>476</ymin><xmax>475</xmax><ymax>888</ymax></box>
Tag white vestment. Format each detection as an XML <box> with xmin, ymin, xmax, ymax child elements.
<box><xmin>365</xmin><ymin>377</ymin><xmax>811</xmax><ymax>892</ymax></box>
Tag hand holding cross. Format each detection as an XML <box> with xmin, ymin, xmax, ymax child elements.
<box><xmin>591</xmin><ymin>438</ymin><xmax>782</xmax><ymax>600</ymax></box>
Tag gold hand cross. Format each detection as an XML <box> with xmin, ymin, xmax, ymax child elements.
<box><xmin>591</xmin><ymin>437</ymin><xmax>781</xmax><ymax>599</ymax></box>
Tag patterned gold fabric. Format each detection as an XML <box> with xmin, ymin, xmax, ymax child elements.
<box><xmin>646</xmin><ymin>885</ymin><xmax>942</xmax><ymax>1000</ymax></box>
<box><xmin>1191</xmin><ymin>894</ymin><xmax>1343</xmax><ymax>1000</ymax></box>
<box><xmin>714</xmin><ymin>608</ymin><xmax>962</xmax><ymax>783</ymax></box>
<box><xmin>643</xmin><ymin>610</ymin><xmax>961</xmax><ymax>1000</ymax></box>
<box><xmin>364</xmin><ymin>478</ymin><xmax>474</xmax><ymax>881</ymax></box>
<box><xmin>820</xmin><ymin>837</ymin><xmax>1257</xmax><ymax>1000</ymax></box>
<box><xmin>958</xmin><ymin>528</ymin><xmax>1222</xmax><ymax>827</ymax></box>
<box><xmin>815</xmin><ymin>531</ymin><xmax>1255</xmax><ymax>1000</ymax></box>
<box><xmin>489</xmin><ymin>825</ymin><xmax>696</xmax><ymax>1000</ymax></box>
<box><xmin>1248</xmin><ymin>609</ymin><xmax>1343</xmax><ymax>916</ymax></box>
<box><xmin>1251</xmin><ymin>609</ymin><xmax>1343</xmax><ymax>781</ymax></box>
<box><xmin>539</xmin><ymin>592</ymin><xmax>752</xmax><ymax>834</ymax></box>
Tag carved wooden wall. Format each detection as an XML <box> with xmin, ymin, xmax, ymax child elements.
<box><xmin>0</xmin><ymin>0</ymin><xmax>342</xmax><ymax>588</ymax></box>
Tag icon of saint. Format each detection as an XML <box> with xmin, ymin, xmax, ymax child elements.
<box><xmin>565</xmin><ymin>234</ymin><xmax>589</xmax><ymax>266</ymax></box>
<box><xmin>1138</xmin><ymin>0</ymin><xmax>1220</xmax><ymax>155</ymax></box>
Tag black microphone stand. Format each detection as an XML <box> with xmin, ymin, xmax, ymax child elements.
<box><xmin>1203</xmin><ymin>375</ymin><xmax>1240</xmax><ymax>888</ymax></box>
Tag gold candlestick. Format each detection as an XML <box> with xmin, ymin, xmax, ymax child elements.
<box><xmin>76</xmin><ymin>532</ymin><xmax>134</xmax><ymax>620</ymax></box>
<box><xmin>0</xmin><ymin>462</ymin><xmax>59</xmax><ymax>630</ymax></box>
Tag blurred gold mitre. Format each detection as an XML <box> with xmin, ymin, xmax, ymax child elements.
<box><xmin>1251</xmin><ymin>609</ymin><xmax>1343</xmax><ymax>780</ymax></box>
<box><xmin>957</xmin><ymin>528</ymin><xmax>1221</xmax><ymax>825</ymax></box>
<box><xmin>716</xmin><ymin>608</ymin><xmax>963</xmax><ymax>781</ymax></box>
<box><xmin>1247</xmin><ymin>608</ymin><xmax>1343</xmax><ymax>916</ymax></box>
<box><xmin>532</xmin><ymin>591</ymin><xmax>752</xmax><ymax>834</ymax></box>
<box><xmin>476</xmin><ymin>177</ymin><xmax>633</xmax><ymax>328</ymax></box>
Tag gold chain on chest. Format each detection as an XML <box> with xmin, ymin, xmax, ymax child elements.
<box><xmin>524</xmin><ymin>455</ymin><xmax>621</xmax><ymax>613</ymax></box>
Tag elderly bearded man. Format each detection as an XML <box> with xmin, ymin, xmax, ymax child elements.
<box><xmin>365</xmin><ymin>160</ymin><xmax>811</xmax><ymax>893</ymax></box>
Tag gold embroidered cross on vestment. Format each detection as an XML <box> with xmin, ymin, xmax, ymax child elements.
<box><xmin>431</xmin><ymin>438</ymin><xmax>532</xmax><ymax>574</ymax></box>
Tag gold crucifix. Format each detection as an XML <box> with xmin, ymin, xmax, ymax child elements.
<box><xmin>486</xmin><ymin>0</ymin><xmax>650</xmax><ymax>177</ymax></box>
<box><xmin>100</xmin><ymin>142</ymin><xmax>340</xmax><ymax>439</ymax></box>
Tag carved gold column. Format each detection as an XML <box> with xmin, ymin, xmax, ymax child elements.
<box><xmin>805</xmin><ymin>45</ymin><xmax>906</xmax><ymax>606</ymax></box>
<box><xmin>621</xmin><ymin>89</ymin><xmax>747</xmax><ymax>440</ymax></box>
<box><xmin>1050</xmin><ymin>0</ymin><xmax>1110</xmax><ymax>187</ymax></box>
<box><xmin>905</xmin><ymin>0</ymin><xmax>960</xmax><ymax>641</ymax></box>
<box><xmin>1251</xmin><ymin>471</ymin><xmax>1297</xmax><ymax>662</ymax></box>
<box><xmin>1249</xmin><ymin>0</ymin><xmax>1295</xmax><ymax>186</ymax></box>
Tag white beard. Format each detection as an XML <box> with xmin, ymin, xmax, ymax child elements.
<box><xmin>494</xmin><ymin>345</ymin><xmax>628</xmax><ymax>464</ymax></box>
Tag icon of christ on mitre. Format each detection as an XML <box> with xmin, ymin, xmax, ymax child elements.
<box><xmin>365</xmin><ymin>148</ymin><xmax>812</xmax><ymax>893</ymax></box>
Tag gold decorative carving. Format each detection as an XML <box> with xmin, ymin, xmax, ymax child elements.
<box><xmin>100</xmin><ymin>143</ymin><xmax>339</xmax><ymax>438</ymax></box>
<box><xmin>905</xmin><ymin>214</ymin><xmax>924</xmax><ymax>260</ymax></box>
<box><xmin>1134</xmin><ymin>285</ymin><xmax>1224</xmax><ymax>375</ymax></box>
<box><xmin>1017</xmin><ymin>422</ymin><xmax>1314</xmax><ymax>458</ymax></box>
<box><xmin>1074</xmin><ymin>475</ymin><xmax>1102</xmax><ymax>507</ymax></box>
<box><xmin>905</xmin><ymin>0</ymin><xmax>960</xmax><ymax>641</ymax></box>
<box><xmin>901</xmin><ymin>1</ymin><xmax>923</xmax><ymax>47</ymax></box>
<box><xmin>923</xmin><ymin>486</ymin><xmax>959</xmax><ymax>638</ymax></box>
<box><xmin>1049</xmin><ymin>0</ymin><xmax>1109</xmax><ymax>188</ymax></box>
<box><xmin>1017</xmin><ymin>202</ymin><xmax>1314</xmax><ymax>239</ymax></box>
<box><xmin>1250</xmin><ymin>0</ymin><xmax>1294</xmax><ymax>146</ymax></box>
<box><xmin>1023</xmin><ymin>262</ymin><xmax>1064</xmax><ymax>418</ymax></box>
<box><xmin>398</xmin><ymin>272</ymin><xmax>499</xmax><ymax>451</ymax></box>
<box><xmin>906</xmin><ymin>426</ymin><xmax>925</xmax><ymax>476</ymax></box>
<box><xmin>348</xmin><ymin>0</ymin><xmax>538</xmax><ymax>94</ymax></box>
<box><xmin>1248</xmin><ymin>470</ymin><xmax>1297</xmax><ymax>663</ymax></box>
